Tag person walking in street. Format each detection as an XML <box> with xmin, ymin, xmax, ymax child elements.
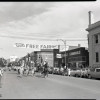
<box><xmin>63</xmin><ymin>65</ymin><xmax>67</xmax><ymax>76</ymax></box>
<box><xmin>19</xmin><ymin>60</ymin><xmax>24</xmax><ymax>77</ymax></box>
<box><xmin>0</xmin><ymin>67</ymin><xmax>3</xmax><ymax>97</ymax></box>
<box><xmin>42</xmin><ymin>61</ymin><xmax>49</xmax><ymax>78</ymax></box>
<box><xmin>0</xmin><ymin>67</ymin><xmax>3</xmax><ymax>88</ymax></box>
<box><xmin>19</xmin><ymin>66</ymin><xmax>24</xmax><ymax>77</ymax></box>
<box><xmin>31</xmin><ymin>61</ymin><xmax>35</xmax><ymax>76</ymax></box>
<box><xmin>25</xmin><ymin>65</ymin><xmax>29</xmax><ymax>76</ymax></box>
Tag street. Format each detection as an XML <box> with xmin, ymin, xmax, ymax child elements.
<box><xmin>0</xmin><ymin>70</ymin><xmax>100</xmax><ymax>99</ymax></box>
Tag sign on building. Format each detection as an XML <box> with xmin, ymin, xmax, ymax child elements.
<box><xmin>56</xmin><ymin>54</ymin><xmax>62</xmax><ymax>58</ymax></box>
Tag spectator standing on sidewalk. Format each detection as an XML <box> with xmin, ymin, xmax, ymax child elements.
<box><xmin>63</xmin><ymin>65</ymin><xmax>67</xmax><ymax>76</ymax></box>
<box><xmin>67</xmin><ymin>68</ymin><xmax>71</xmax><ymax>76</ymax></box>
<box><xmin>0</xmin><ymin>67</ymin><xmax>3</xmax><ymax>88</ymax></box>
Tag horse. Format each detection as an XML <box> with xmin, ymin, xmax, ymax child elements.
<box><xmin>41</xmin><ymin>64</ymin><xmax>49</xmax><ymax>78</ymax></box>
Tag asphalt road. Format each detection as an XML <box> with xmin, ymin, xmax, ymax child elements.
<box><xmin>0</xmin><ymin>70</ymin><xmax>100</xmax><ymax>99</ymax></box>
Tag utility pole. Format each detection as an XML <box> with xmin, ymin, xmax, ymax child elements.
<box><xmin>57</xmin><ymin>39</ymin><xmax>67</xmax><ymax>67</ymax></box>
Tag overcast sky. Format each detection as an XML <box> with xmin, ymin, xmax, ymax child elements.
<box><xmin>0</xmin><ymin>1</ymin><xmax>99</xmax><ymax>59</ymax></box>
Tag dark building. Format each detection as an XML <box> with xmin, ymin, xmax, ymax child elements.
<box><xmin>21</xmin><ymin>47</ymin><xmax>89</xmax><ymax>69</ymax></box>
<box><xmin>61</xmin><ymin>47</ymin><xmax>89</xmax><ymax>69</ymax></box>
<box><xmin>31</xmin><ymin>49</ymin><xmax>60</xmax><ymax>68</ymax></box>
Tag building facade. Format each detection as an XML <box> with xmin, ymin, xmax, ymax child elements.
<box><xmin>86</xmin><ymin>21</ymin><xmax>100</xmax><ymax>68</ymax></box>
<box><xmin>20</xmin><ymin>47</ymin><xmax>89</xmax><ymax>69</ymax></box>
<box><xmin>33</xmin><ymin>49</ymin><xmax>60</xmax><ymax>68</ymax></box>
<box><xmin>61</xmin><ymin>47</ymin><xmax>89</xmax><ymax>69</ymax></box>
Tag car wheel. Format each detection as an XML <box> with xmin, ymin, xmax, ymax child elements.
<box><xmin>88</xmin><ymin>74</ymin><xmax>92</xmax><ymax>79</ymax></box>
<box><xmin>75</xmin><ymin>74</ymin><xmax>77</xmax><ymax>77</ymax></box>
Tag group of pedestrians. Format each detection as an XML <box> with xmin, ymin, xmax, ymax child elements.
<box><xmin>0</xmin><ymin>67</ymin><xmax>3</xmax><ymax>87</ymax></box>
<box><xmin>17</xmin><ymin>60</ymin><xmax>49</xmax><ymax>78</ymax></box>
<box><xmin>17</xmin><ymin>60</ymin><xmax>35</xmax><ymax>77</ymax></box>
<box><xmin>59</xmin><ymin>65</ymin><xmax>71</xmax><ymax>76</ymax></box>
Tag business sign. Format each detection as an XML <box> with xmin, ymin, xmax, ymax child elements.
<box><xmin>56</xmin><ymin>54</ymin><xmax>62</xmax><ymax>58</ymax></box>
<box><xmin>69</xmin><ymin>51</ymin><xmax>81</xmax><ymax>56</ymax></box>
<box><xmin>14</xmin><ymin>43</ymin><xmax>58</xmax><ymax>49</ymax></box>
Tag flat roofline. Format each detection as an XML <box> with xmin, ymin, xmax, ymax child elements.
<box><xmin>60</xmin><ymin>47</ymin><xmax>86</xmax><ymax>53</ymax></box>
<box><xmin>86</xmin><ymin>21</ymin><xmax>100</xmax><ymax>31</ymax></box>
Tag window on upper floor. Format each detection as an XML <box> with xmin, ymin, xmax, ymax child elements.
<box><xmin>94</xmin><ymin>34</ymin><xmax>98</xmax><ymax>44</ymax></box>
<box><xmin>96</xmin><ymin>52</ymin><xmax>99</xmax><ymax>62</ymax></box>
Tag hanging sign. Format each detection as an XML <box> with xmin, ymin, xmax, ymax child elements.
<box><xmin>14</xmin><ymin>43</ymin><xmax>58</xmax><ymax>49</ymax></box>
<box><xmin>56</xmin><ymin>54</ymin><xmax>62</xmax><ymax>58</ymax></box>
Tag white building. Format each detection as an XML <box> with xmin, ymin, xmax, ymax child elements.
<box><xmin>86</xmin><ymin>11</ymin><xmax>100</xmax><ymax>68</ymax></box>
<box><xmin>10</xmin><ymin>56</ymin><xmax>18</xmax><ymax>62</ymax></box>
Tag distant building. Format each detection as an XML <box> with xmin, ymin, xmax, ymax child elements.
<box><xmin>22</xmin><ymin>45</ymin><xmax>89</xmax><ymax>69</ymax></box>
<box><xmin>10</xmin><ymin>56</ymin><xmax>18</xmax><ymax>62</ymax></box>
<box><xmin>32</xmin><ymin>49</ymin><xmax>60</xmax><ymax>68</ymax></box>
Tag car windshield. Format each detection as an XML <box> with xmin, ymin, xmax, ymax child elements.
<box><xmin>96</xmin><ymin>69</ymin><xmax>100</xmax><ymax>72</ymax></box>
<box><xmin>82</xmin><ymin>69</ymin><xmax>85</xmax><ymax>71</ymax></box>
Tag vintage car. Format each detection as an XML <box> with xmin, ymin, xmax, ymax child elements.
<box><xmin>70</xmin><ymin>68</ymin><xmax>81</xmax><ymax>77</ymax></box>
<box><xmin>48</xmin><ymin>67</ymin><xmax>53</xmax><ymax>74</ymax></box>
<box><xmin>87</xmin><ymin>68</ymin><xmax>100</xmax><ymax>79</ymax></box>
<box><xmin>53</xmin><ymin>67</ymin><xmax>60</xmax><ymax>75</ymax></box>
<box><xmin>80</xmin><ymin>68</ymin><xmax>90</xmax><ymax>78</ymax></box>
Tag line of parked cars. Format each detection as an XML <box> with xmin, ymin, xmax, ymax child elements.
<box><xmin>48</xmin><ymin>66</ymin><xmax>100</xmax><ymax>79</ymax></box>
<box><xmin>48</xmin><ymin>67</ymin><xmax>67</xmax><ymax>76</ymax></box>
<box><xmin>70</xmin><ymin>68</ymin><xmax>89</xmax><ymax>78</ymax></box>
<box><xmin>70</xmin><ymin>67</ymin><xmax>100</xmax><ymax>79</ymax></box>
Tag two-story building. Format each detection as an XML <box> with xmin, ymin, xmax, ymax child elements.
<box><xmin>86</xmin><ymin>21</ymin><xmax>100</xmax><ymax>68</ymax></box>
<box><xmin>61</xmin><ymin>47</ymin><xmax>89</xmax><ymax>69</ymax></box>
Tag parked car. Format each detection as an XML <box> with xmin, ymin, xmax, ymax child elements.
<box><xmin>80</xmin><ymin>68</ymin><xmax>90</xmax><ymax>78</ymax></box>
<box><xmin>59</xmin><ymin>67</ymin><xmax>64</xmax><ymax>75</ymax></box>
<box><xmin>48</xmin><ymin>67</ymin><xmax>53</xmax><ymax>74</ymax></box>
<box><xmin>53</xmin><ymin>67</ymin><xmax>59</xmax><ymax>75</ymax></box>
<box><xmin>70</xmin><ymin>68</ymin><xmax>81</xmax><ymax>77</ymax></box>
<box><xmin>87</xmin><ymin>68</ymin><xmax>100</xmax><ymax>79</ymax></box>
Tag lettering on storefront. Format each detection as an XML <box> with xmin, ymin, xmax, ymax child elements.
<box><xmin>69</xmin><ymin>51</ymin><xmax>80</xmax><ymax>56</ymax></box>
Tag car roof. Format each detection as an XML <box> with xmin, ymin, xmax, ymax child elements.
<box><xmin>96</xmin><ymin>68</ymin><xmax>100</xmax><ymax>69</ymax></box>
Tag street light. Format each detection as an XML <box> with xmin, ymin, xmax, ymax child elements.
<box><xmin>57</xmin><ymin>39</ymin><xmax>67</xmax><ymax>67</ymax></box>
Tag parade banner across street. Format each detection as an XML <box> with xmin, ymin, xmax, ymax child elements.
<box><xmin>14</xmin><ymin>43</ymin><xmax>59</xmax><ymax>49</ymax></box>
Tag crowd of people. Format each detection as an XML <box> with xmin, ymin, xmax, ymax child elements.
<box><xmin>8</xmin><ymin>60</ymin><xmax>49</xmax><ymax>78</ymax></box>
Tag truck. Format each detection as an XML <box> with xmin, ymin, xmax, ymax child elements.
<box><xmin>87</xmin><ymin>68</ymin><xmax>100</xmax><ymax>79</ymax></box>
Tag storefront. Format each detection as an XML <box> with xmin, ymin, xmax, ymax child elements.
<box><xmin>33</xmin><ymin>49</ymin><xmax>60</xmax><ymax>68</ymax></box>
<box><xmin>61</xmin><ymin>47</ymin><xmax>89</xmax><ymax>69</ymax></box>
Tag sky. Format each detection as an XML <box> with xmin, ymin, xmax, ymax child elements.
<box><xmin>0</xmin><ymin>1</ymin><xmax>100</xmax><ymax>59</ymax></box>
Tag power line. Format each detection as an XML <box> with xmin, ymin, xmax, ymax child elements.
<box><xmin>0</xmin><ymin>35</ymin><xmax>88</xmax><ymax>41</ymax></box>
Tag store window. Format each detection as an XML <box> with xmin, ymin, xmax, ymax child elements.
<box><xmin>94</xmin><ymin>34</ymin><xmax>98</xmax><ymax>44</ymax></box>
<box><xmin>96</xmin><ymin>52</ymin><xmax>99</xmax><ymax>62</ymax></box>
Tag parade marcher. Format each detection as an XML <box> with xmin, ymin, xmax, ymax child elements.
<box><xmin>17</xmin><ymin>62</ymin><xmax>21</xmax><ymax>75</ymax></box>
<box><xmin>31</xmin><ymin>67</ymin><xmax>35</xmax><ymax>76</ymax></box>
<box><xmin>23</xmin><ymin>59</ymin><xmax>29</xmax><ymax>76</ymax></box>
<box><xmin>63</xmin><ymin>65</ymin><xmax>67</xmax><ymax>76</ymax></box>
<box><xmin>19</xmin><ymin>60</ymin><xmax>24</xmax><ymax>77</ymax></box>
<box><xmin>25</xmin><ymin>64</ymin><xmax>29</xmax><ymax>76</ymax></box>
<box><xmin>31</xmin><ymin>61</ymin><xmax>35</xmax><ymax>76</ymax></box>
<box><xmin>42</xmin><ymin>61</ymin><xmax>48</xmax><ymax>78</ymax></box>
<box><xmin>0</xmin><ymin>67</ymin><xmax>3</xmax><ymax>88</ymax></box>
